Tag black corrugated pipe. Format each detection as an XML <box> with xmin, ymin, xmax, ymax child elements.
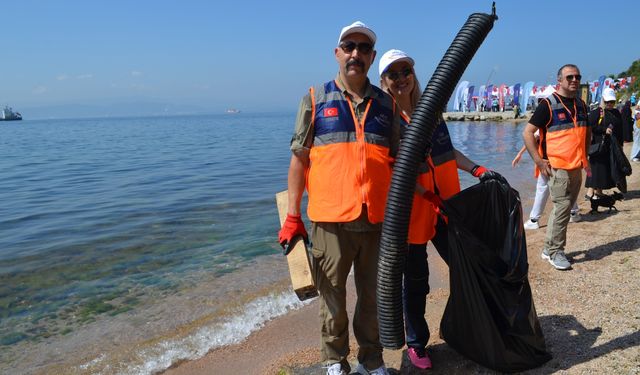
<box><xmin>377</xmin><ymin>3</ymin><xmax>499</xmax><ymax>349</ymax></box>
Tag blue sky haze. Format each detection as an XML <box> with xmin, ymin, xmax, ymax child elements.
<box><xmin>1</xmin><ymin>0</ymin><xmax>637</xmax><ymax>118</ymax></box>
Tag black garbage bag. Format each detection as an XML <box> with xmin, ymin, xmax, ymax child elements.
<box><xmin>439</xmin><ymin>179</ymin><xmax>552</xmax><ymax>372</ymax></box>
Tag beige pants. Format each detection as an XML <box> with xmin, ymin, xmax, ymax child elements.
<box><xmin>544</xmin><ymin>168</ymin><xmax>582</xmax><ymax>256</ymax></box>
<box><xmin>311</xmin><ymin>222</ymin><xmax>383</xmax><ymax>371</ymax></box>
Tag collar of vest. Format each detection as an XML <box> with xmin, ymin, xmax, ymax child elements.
<box><xmin>331</xmin><ymin>76</ymin><xmax>382</xmax><ymax>100</ymax></box>
<box><xmin>548</xmin><ymin>92</ymin><xmax>586</xmax><ymax>109</ymax></box>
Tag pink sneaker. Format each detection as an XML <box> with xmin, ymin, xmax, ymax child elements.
<box><xmin>407</xmin><ymin>347</ymin><xmax>432</xmax><ymax>369</ymax></box>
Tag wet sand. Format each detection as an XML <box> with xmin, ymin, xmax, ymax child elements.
<box><xmin>163</xmin><ymin>144</ymin><xmax>640</xmax><ymax>375</ymax></box>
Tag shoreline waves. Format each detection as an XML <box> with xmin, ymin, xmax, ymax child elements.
<box><xmin>8</xmin><ymin>256</ymin><xmax>302</xmax><ymax>375</ymax></box>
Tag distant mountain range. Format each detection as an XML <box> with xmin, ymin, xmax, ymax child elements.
<box><xmin>19</xmin><ymin>101</ymin><xmax>219</xmax><ymax>120</ymax></box>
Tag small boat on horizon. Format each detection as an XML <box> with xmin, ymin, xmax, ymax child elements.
<box><xmin>1</xmin><ymin>105</ymin><xmax>22</xmax><ymax>121</ymax></box>
<box><xmin>225</xmin><ymin>108</ymin><xmax>241</xmax><ymax>114</ymax></box>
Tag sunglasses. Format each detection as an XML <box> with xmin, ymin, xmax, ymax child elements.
<box><xmin>339</xmin><ymin>41</ymin><xmax>373</xmax><ymax>54</ymax></box>
<box><xmin>565</xmin><ymin>74</ymin><xmax>582</xmax><ymax>81</ymax></box>
<box><xmin>386</xmin><ymin>68</ymin><xmax>413</xmax><ymax>81</ymax></box>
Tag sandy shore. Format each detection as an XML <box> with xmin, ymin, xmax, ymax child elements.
<box><xmin>163</xmin><ymin>143</ymin><xmax>640</xmax><ymax>375</ymax></box>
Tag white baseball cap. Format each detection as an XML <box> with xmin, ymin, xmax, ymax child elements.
<box><xmin>378</xmin><ymin>49</ymin><xmax>415</xmax><ymax>77</ymax></box>
<box><xmin>602</xmin><ymin>87</ymin><xmax>616</xmax><ymax>102</ymax></box>
<box><xmin>338</xmin><ymin>21</ymin><xmax>376</xmax><ymax>44</ymax></box>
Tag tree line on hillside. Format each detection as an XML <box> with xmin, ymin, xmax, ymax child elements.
<box><xmin>617</xmin><ymin>59</ymin><xmax>640</xmax><ymax>97</ymax></box>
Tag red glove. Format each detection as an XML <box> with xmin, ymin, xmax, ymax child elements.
<box><xmin>278</xmin><ymin>214</ymin><xmax>309</xmax><ymax>255</ymax></box>
<box><xmin>471</xmin><ymin>165</ymin><xmax>509</xmax><ymax>185</ymax></box>
<box><xmin>471</xmin><ymin>165</ymin><xmax>488</xmax><ymax>177</ymax></box>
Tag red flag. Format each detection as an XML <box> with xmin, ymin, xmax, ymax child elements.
<box><xmin>323</xmin><ymin>107</ymin><xmax>338</xmax><ymax>117</ymax></box>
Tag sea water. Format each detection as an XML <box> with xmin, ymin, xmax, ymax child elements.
<box><xmin>0</xmin><ymin>114</ymin><xmax>537</xmax><ymax>374</ymax></box>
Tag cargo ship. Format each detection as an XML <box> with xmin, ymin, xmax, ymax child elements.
<box><xmin>1</xmin><ymin>105</ymin><xmax>22</xmax><ymax>121</ymax></box>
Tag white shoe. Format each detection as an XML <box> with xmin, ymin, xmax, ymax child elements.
<box><xmin>355</xmin><ymin>363</ymin><xmax>389</xmax><ymax>375</ymax></box>
<box><xmin>524</xmin><ymin>219</ymin><xmax>539</xmax><ymax>230</ymax></box>
<box><xmin>569</xmin><ymin>212</ymin><xmax>582</xmax><ymax>223</ymax></box>
<box><xmin>325</xmin><ymin>363</ymin><xmax>347</xmax><ymax>375</ymax></box>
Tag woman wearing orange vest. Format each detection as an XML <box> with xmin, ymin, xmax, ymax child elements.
<box><xmin>378</xmin><ymin>49</ymin><xmax>506</xmax><ymax>370</ymax></box>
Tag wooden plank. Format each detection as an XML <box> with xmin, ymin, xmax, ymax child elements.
<box><xmin>275</xmin><ymin>191</ymin><xmax>318</xmax><ymax>301</ymax></box>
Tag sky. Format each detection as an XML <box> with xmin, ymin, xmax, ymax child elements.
<box><xmin>1</xmin><ymin>0</ymin><xmax>638</xmax><ymax>118</ymax></box>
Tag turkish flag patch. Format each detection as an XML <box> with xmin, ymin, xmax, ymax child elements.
<box><xmin>558</xmin><ymin>113</ymin><xmax>566</xmax><ymax>120</ymax></box>
<box><xmin>324</xmin><ymin>107</ymin><xmax>338</xmax><ymax>117</ymax></box>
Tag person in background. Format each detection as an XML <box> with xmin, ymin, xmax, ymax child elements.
<box><xmin>621</xmin><ymin>100</ymin><xmax>634</xmax><ymax>143</ymax></box>
<box><xmin>522</xmin><ymin>64</ymin><xmax>590</xmax><ymax>271</ymax></box>
<box><xmin>278</xmin><ymin>21</ymin><xmax>399</xmax><ymax>375</ymax></box>
<box><xmin>632</xmin><ymin>104</ymin><xmax>640</xmax><ymax>162</ymax></box>
<box><xmin>512</xmin><ymin>134</ymin><xmax>581</xmax><ymax>230</ymax></box>
<box><xmin>584</xmin><ymin>87</ymin><xmax>623</xmax><ymax>198</ymax></box>
<box><xmin>378</xmin><ymin>49</ymin><xmax>507</xmax><ymax>370</ymax></box>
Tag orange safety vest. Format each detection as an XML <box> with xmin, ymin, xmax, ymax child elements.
<box><xmin>401</xmin><ymin>113</ymin><xmax>437</xmax><ymax>244</ymax></box>
<box><xmin>307</xmin><ymin>80</ymin><xmax>395</xmax><ymax>223</ymax></box>
<box><xmin>406</xmin><ymin>116</ymin><xmax>461</xmax><ymax>244</ymax></box>
<box><xmin>431</xmin><ymin>118</ymin><xmax>461</xmax><ymax>199</ymax></box>
<box><xmin>537</xmin><ymin>93</ymin><xmax>589</xmax><ymax>171</ymax></box>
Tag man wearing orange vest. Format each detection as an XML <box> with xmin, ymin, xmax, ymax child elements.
<box><xmin>278</xmin><ymin>21</ymin><xmax>401</xmax><ymax>375</ymax></box>
<box><xmin>523</xmin><ymin>64</ymin><xmax>591</xmax><ymax>270</ymax></box>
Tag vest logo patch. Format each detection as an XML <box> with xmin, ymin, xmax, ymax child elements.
<box><xmin>435</xmin><ymin>131</ymin><xmax>450</xmax><ymax>145</ymax></box>
<box><xmin>323</xmin><ymin>107</ymin><xmax>338</xmax><ymax>117</ymax></box>
<box><xmin>375</xmin><ymin>113</ymin><xmax>390</xmax><ymax>127</ymax></box>
<box><xmin>558</xmin><ymin>113</ymin><xmax>566</xmax><ymax>120</ymax></box>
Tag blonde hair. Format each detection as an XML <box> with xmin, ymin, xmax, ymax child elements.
<box><xmin>410</xmin><ymin>77</ymin><xmax>422</xmax><ymax>110</ymax></box>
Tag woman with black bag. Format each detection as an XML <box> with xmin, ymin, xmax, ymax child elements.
<box><xmin>585</xmin><ymin>88</ymin><xmax>623</xmax><ymax>198</ymax></box>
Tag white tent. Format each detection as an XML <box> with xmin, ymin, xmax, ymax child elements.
<box><xmin>452</xmin><ymin>81</ymin><xmax>469</xmax><ymax>112</ymax></box>
<box><xmin>533</xmin><ymin>85</ymin><xmax>556</xmax><ymax>99</ymax></box>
